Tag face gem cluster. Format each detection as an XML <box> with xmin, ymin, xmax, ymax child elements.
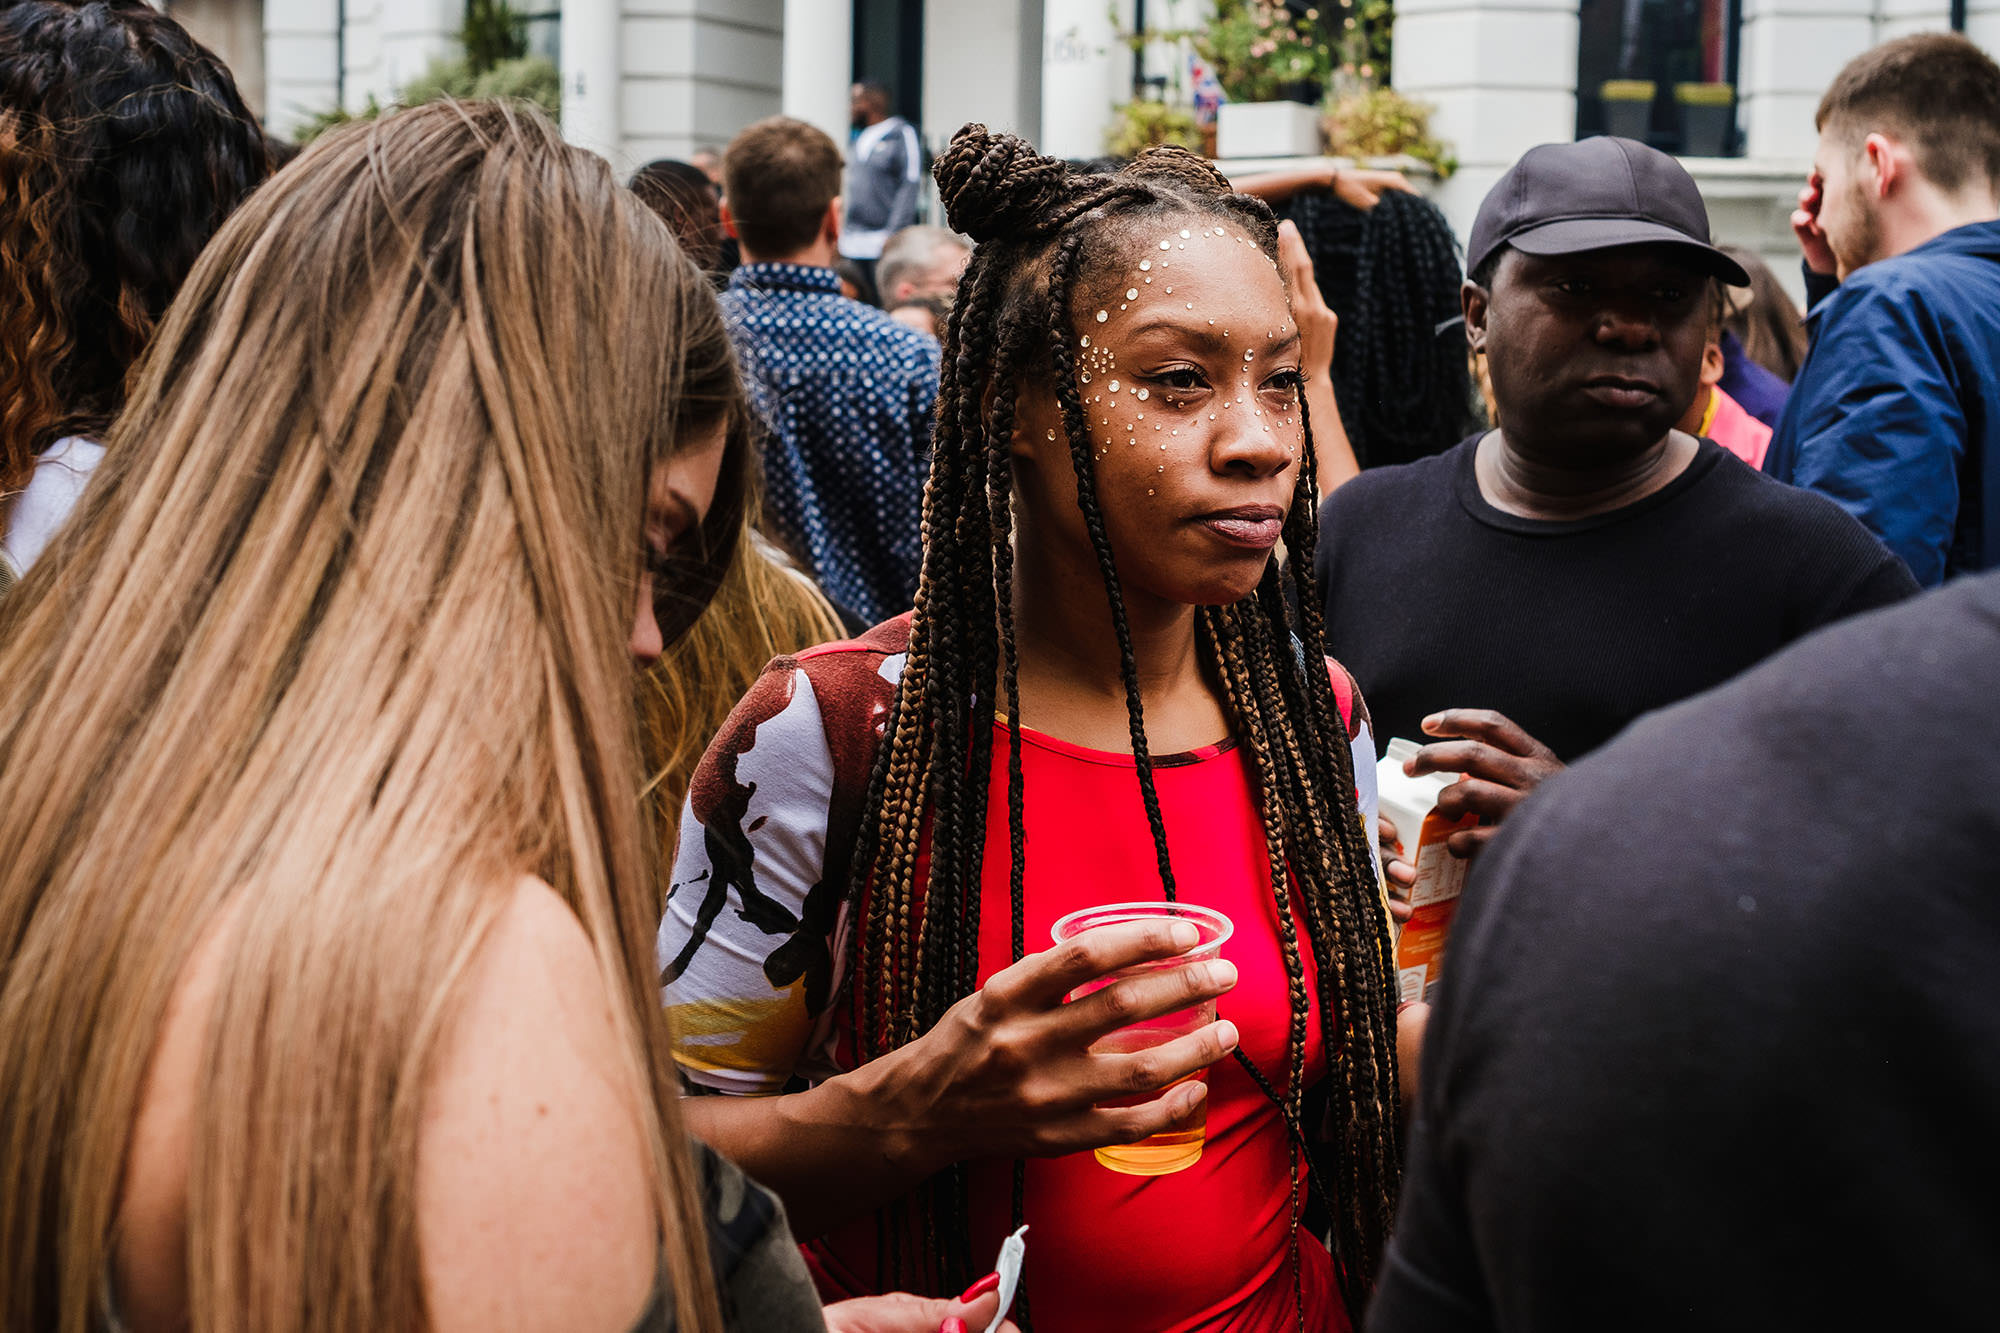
<box><xmin>1070</xmin><ymin>223</ymin><xmax>1303</xmax><ymax>496</ymax></box>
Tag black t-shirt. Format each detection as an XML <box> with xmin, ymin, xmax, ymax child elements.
<box><xmin>1313</xmin><ymin>435</ymin><xmax>1919</xmax><ymax>760</ymax></box>
<box><xmin>1368</xmin><ymin>573</ymin><xmax>2000</xmax><ymax>1333</ymax></box>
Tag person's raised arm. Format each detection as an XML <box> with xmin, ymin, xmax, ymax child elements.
<box><xmin>1276</xmin><ymin>219</ymin><xmax>1359</xmax><ymax>489</ymax></box>
<box><xmin>1232</xmin><ymin>163</ymin><xmax>1418</xmax><ymax>211</ymax></box>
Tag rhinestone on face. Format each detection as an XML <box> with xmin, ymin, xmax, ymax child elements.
<box><xmin>1139</xmin><ymin>260</ymin><xmax>1151</xmax><ymax>271</ymax></box>
<box><xmin>1135</xmin><ymin>388</ymin><xmax>1149</xmax><ymax>401</ymax></box>
<box><xmin>1046</xmin><ymin>429</ymin><xmax>1056</xmax><ymax>440</ymax></box>
<box><xmin>1180</xmin><ymin>228</ymin><xmax>1191</xmax><ymax>238</ymax></box>
<box><xmin>1108</xmin><ymin>380</ymin><xmax>1120</xmax><ymax>392</ymax></box>
<box><xmin>1096</xmin><ymin>310</ymin><xmax>1108</xmax><ymax>323</ymax></box>
<box><xmin>1080</xmin><ymin>336</ymin><xmax>1090</xmax><ymax>347</ymax></box>
<box><xmin>1126</xmin><ymin>288</ymin><xmax>1138</xmax><ymax>300</ymax></box>
<box><xmin>1159</xmin><ymin>240</ymin><xmax>1171</xmax><ymax>250</ymax></box>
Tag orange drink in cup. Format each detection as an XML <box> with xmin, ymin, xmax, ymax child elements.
<box><xmin>1050</xmin><ymin>901</ymin><xmax>1233</xmax><ymax>1176</ymax></box>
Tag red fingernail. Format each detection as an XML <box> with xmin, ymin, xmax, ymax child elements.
<box><xmin>940</xmin><ymin>1320</ymin><xmax>968</xmax><ymax>1333</ymax></box>
<box><xmin>957</xmin><ymin>1272</ymin><xmax>1001</xmax><ymax>1303</ymax></box>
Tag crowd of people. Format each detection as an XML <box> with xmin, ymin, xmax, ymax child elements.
<box><xmin>2</xmin><ymin>2</ymin><xmax>1997</xmax><ymax>1330</ymax></box>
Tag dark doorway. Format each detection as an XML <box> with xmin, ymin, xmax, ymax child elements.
<box><xmin>853</xmin><ymin>0</ymin><xmax>924</xmax><ymax>128</ymax></box>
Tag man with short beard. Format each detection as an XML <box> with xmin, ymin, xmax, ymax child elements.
<box><xmin>1765</xmin><ymin>34</ymin><xmax>2000</xmax><ymax>587</ymax></box>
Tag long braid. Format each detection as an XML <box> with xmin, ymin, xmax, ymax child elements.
<box><xmin>840</xmin><ymin>125</ymin><xmax>1403</xmax><ymax>1324</ymax></box>
<box><xmin>1276</xmin><ymin>186</ymin><xmax>1481</xmax><ymax>468</ymax></box>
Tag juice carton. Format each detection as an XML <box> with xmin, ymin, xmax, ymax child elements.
<box><xmin>1377</xmin><ymin>738</ymin><xmax>1478</xmax><ymax>1005</ymax></box>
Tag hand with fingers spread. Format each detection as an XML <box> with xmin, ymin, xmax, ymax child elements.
<box><xmin>1402</xmin><ymin>709</ymin><xmax>1564</xmax><ymax>859</ymax></box>
<box><xmin>866</xmin><ymin>917</ymin><xmax>1241</xmax><ymax>1166</ymax></box>
<box><xmin>1793</xmin><ymin>170</ymin><xmax>1838</xmax><ymax>277</ymax></box>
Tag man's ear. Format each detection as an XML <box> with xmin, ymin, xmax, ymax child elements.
<box><xmin>1863</xmin><ymin>132</ymin><xmax>1903</xmax><ymax>198</ymax></box>
<box><xmin>824</xmin><ymin>196</ymin><xmax>842</xmax><ymax>247</ymax></box>
<box><xmin>1462</xmin><ymin>279</ymin><xmax>1490</xmax><ymax>354</ymax></box>
<box><xmin>719</xmin><ymin>198</ymin><xmax>741</xmax><ymax>241</ymax></box>
<box><xmin>1700</xmin><ymin>340</ymin><xmax>1726</xmax><ymax>388</ymax></box>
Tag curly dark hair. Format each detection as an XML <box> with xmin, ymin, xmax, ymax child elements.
<box><xmin>845</xmin><ymin>124</ymin><xmax>1403</xmax><ymax>1325</ymax></box>
<box><xmin>0</xmin><ymin>0</ymin><xmax>268</xmax><ymax>495</ymax></box>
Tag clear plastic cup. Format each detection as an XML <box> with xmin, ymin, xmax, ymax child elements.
<box><xmin>1049</xmin><ymin>901</ymin><xmax>1233</xmax><ymax>1175</ymax></box>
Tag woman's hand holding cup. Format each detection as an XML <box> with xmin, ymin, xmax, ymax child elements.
<box><xmin>856</xmin><ymin>916</ymin><xmax>1240</xmax><ymax>1172</ymax></box>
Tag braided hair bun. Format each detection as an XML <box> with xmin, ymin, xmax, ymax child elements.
<box><xmin>933</xmin><ymin>123</ymin><xmax>1073</xmax><ymax>244</ymax></box>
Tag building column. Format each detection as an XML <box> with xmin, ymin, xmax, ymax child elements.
<box><xmin>1737</xmin><ymin>0</ymin><xmax>1873</xmax><ymax>161</ymax></box>
<box><xmin>618</xmin><ymin>1</ymin><xmax>783</xmax><ymax>169</ymax></box>
<box><xmin>1392</xmin><ymin>0</ymin><xmax>1581</xmax><ymax>242</ymax></box>
<box><xmin>782</xmin><ymin>0</ymin><xmax>853</xmax><ymax>149</ymax></box>
<box><xmin>923</xmin><ymin>0</ymin><xmax>1042</xmax><ymax>151</ymax></box>
<box><xmin>262</xmin><ymin>0</ymin><xmax>339</xmax><ymax>138</ymax></box>
<box><xmin>1040</xmin><ymin>0</ymin><xmax>1134</xmax><ymax>161</ymax></box>
<box><xmin>564</xmin><ymin>0</ymin><xmax>623</xmax><ymax>161</ymax></box>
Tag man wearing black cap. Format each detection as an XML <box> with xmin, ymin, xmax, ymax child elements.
<box><xmin>1314</xmin><ymin>137</ymin><xmax>1915</xmax><ymax>866</ymax></box>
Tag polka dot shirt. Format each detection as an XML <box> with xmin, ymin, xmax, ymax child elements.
<box><xmin>722</xmin><ymin>262</ymin><xmax>941</xmax><ymax>624</ymax></box>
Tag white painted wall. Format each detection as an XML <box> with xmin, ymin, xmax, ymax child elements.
<box><xmin>1040</xmin><ymin>0</ymin><xmax>1131</xmax><ymax>159</ymax></box>
<box><xmin>261</xmin><ymin>0</ymin><xmax>338</xmax><ymax>139</ymax></box>
<box><xmin>924</xmin><ymin>0</ymin><xmax>1043</xmax><ymax>152</ymax></box>
<box><xmin>1392</xmin><ymin>0</ymin><xmax>1581</xmax><ymax>242</ymax></box>
<box><xmin>782</xmin><ymin>0</ymin><xmax>853</xmax><ymax>150</ymax></box>
<box><xmin>613</xmin><ymin>0</ymin><xmax>784</xmax><ymax>170</ymax></box>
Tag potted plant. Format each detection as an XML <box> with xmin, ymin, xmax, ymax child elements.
<box><xmin>1105</xmin><ymin>99</ymin><xmax>1206</xmax><ymax>159</ymax></box>
<box><xmin>1201</xmin><ymin>1</ymin><xmax>1337</xmax><ymax>158</ymax></box>
<box><xmin>1598</xmin><ymin>79</ymin><xmax>1656</xmax><ymax>141</ymax></box>
<box><xmin>1321</xmin><ymin>85</ymin><xmax>1455</xmax><ymax>177</ymax></box>
<box><xmin>1674</xmin><ymin>82</ymin><xmax>1736</xmax><ymax>157</ymax></box>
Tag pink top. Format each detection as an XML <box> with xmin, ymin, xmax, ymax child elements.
<box><xmin>1706</xmin><ymin>386</ymin><xmax>1774</xmax><ymax>470</ymax></box>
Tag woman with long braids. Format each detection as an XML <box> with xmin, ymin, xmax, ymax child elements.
<box><xmin>662</xmin><ymin>126</ymin><xmax>1413</xmax><ymax>1331</ymax></box>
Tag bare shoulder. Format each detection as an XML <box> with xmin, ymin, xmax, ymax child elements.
<box><xmin>419</xmin><ymin>876</ymin><xmax>660</xmax><ymax>1333</ymax></box>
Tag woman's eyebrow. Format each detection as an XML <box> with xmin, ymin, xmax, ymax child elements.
<box><xmin>1120</xmin><ymin>316</ymin><xmax>1229</xmax><ymax>350</ymax></box>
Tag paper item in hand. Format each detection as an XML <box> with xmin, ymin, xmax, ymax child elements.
<box><xmin>983</xmin><ymin>1224</ymin><xmax>1029</xmax><ymax>1333</ymax></box>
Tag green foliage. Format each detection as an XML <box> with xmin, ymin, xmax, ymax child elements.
<box><xmin>1338</xmin><ymin>0</ymin><xmax>1395</xmax><ymax>83</ymax></box>
<box><xmin>293</xmin><ymin>93</ymin><xmax>382</xmax><ymax>145</ymax></box>
<box><xmin>1105</xmin><ymin>99</ymin><xmax>1205</xmax><ymax>158</ymax></box>
<box><xmin>293</xmin><ymin>0</ymin><xmax>552</xmax><ymax>145</ymax></box>
<box><xmin>402</xmin><ymin>54</ymin><xmax>560</xmax><ymax>117</ymax></box>
<box><xmin>463</xmin><ymin>0</ymin><xmax>528</xmax><ymax>75</ymax></box>
<box><xmin>1196</xmin><ymin>0</ymin><xmax>1336</xmax><ymax>103</ymax></box>
<box><xmin>1321</xmin><ymin>85</ymin><xmax>1457</xmax><ymax>177</ymax></box>
<box><xmin>293</xmin><ymin>54</ymin><xmax>558</xmax><ymax>145</ymax></box>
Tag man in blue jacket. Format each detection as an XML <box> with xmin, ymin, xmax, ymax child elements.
<box><xmin>1765</xmin><ymin>34</ymin><xmax>2000</xmax><ymax>586</ymax></box>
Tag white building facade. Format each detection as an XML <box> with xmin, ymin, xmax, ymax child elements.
<box><xmin>163</xmin><ymin>0</ymin><xmax>1999</xmax><ymax>284</ymax></box>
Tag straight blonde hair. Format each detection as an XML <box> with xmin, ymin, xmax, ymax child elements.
<box><xmin>0</xmin><ymin>101</ymin><xmax>724</xmax><ymax>1333</ymax></box>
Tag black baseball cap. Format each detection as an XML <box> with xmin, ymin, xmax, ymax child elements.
<box><xmin>1467</xmin><ymin>136</ymin><xmax>1750</xmax><ymax>286</ymax></box>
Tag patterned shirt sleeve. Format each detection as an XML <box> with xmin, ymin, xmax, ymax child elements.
<box><xmin>659</xmin><ymin>661</ymin><xmax>845</xmax><ymax>1094</ymax></box>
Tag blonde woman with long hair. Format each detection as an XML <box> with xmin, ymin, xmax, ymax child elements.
<box><xmin>0</xmin><ymin>102</ymin><xmax>1008</xmax><ymax>1333</ymax></box>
